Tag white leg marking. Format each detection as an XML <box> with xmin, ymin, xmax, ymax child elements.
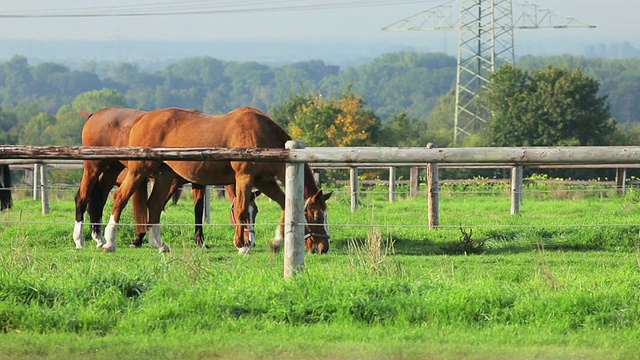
<box><xmin>73</xmin><ymin>221</ymin><xmax>84</xmax><ymax>248</ymax></box>
<box><xmin>237</xmin><ymin>246</ymin><xmax>252</xmax><ymax>255</ymax></box>
<box><xmin>91</xmin><ymin>226</ymin><xmax>106</xmax><ymax>248</ymax></box>
<box><xmin>272</xmin><ymin>226</ymin><xmax>283</xmax><ymax>248</ymax></box>
<box><xmin>247</xmin><ymin>231</ymin><xmax>256</xmax><ymax>248</ymax></box>
<box><xmin>149</xmin><ymin>224</ymin><xmax>170</xmax><ymax>253</ymax></box>
<box><xmin>103</xmin><ymin>215</ymin><xmax>118</xmax><ymax>252</ymax></box>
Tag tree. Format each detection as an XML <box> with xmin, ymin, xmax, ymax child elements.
<box><xmin>0</xmin><ymin>55</ymin><xmax>36</xmax><ymax>108</ymax></box>
<box><xmin>21</xmin><ymin>112</ymin><xmax>56</xmax><ymax>145</ymax></box>
<box><xmin>47</xmin><ymin>104</ymin><xmax>86</xmax><ymax>145</ymax></box>
<box><xmin>325</xmin><ymin>91</ymin><xmax>379</xmax><ymax>146</ymax></box>
<box><xmin>483</xmin><ymin>64</ymin><xmax>615</xmax><ymax>146</ymax></box>
<box><xmin>0</xmin><ymin>107</ymin><xmax>18</xmax><ymax>144</ymax></box>
<box><xmin>270</xmin><ymin>91</ymin><xmax>379</xmax><ymax>147</ymax></box>
<box><xmin>71</xmin><ymin>88</ymin><xmax>128</xmax><ymax>115</ymax></box>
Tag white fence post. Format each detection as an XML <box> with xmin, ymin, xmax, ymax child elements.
<box><xmin>410</xmin><ymin>166</ymin><xmax>419</xmax><ymax>197</ymax></box>
<box><xmin>616</xmin><ymin>168</ymin><xmax>626</xmax><ymax>195</ymax></box>
<box><xmin>427</xmin><ymin>143</ymin><xmax>439</xmax><ymax>229</ymax></box>
<box><xmin>389</xmin><ymin>166</ymin><xmax>396</xmax><ymax>203</ymax></box>
<box><xmin>284</xmin><ymin>140</ymin><xmax>305</xmax><ymax>279</ymax></box>
<box><xmin>510</xmin><ymin>165</ymin><xmax>523</xmax><ymax>215</ymax></box>
<box><xmin>33</xmin><ymin>163</ymin><xmax>40</xmax><ymax>200</ymax></box>
<box><xmin>40</xmin><ymin>164</ymin><xmax>49</xmax><ymax>214</ymax></box>
<box><xmin>350</xmin><ymin>166</ymin><xmax>358</xmax><ymax>212</ymax></box>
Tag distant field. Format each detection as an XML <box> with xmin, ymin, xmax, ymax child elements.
<box><xmin>1</xmin><ymin>184</ymin><xmax>640</xmax><ymax>359</ymax></box>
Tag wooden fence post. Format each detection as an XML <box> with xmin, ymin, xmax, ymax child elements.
<box><xmin>510</xmin><ymin>165</ymin><xmax>523</xmax><ymax>215</ymax></box>
<box><xmin>33</xmin><ymin>163</ymin><xmax>40</xmax><ymax>200</ymax></box>
<box><xmin>389</xmin><ymin>166</ymin><xmax>396</xmax><ymax>203</ymax></box>
<box><xmin>616</xmin><ymin>167</ymin><xmax>626</xmax><ymax>195</ymax></box>
<box><xmin>426</xmin><ymin>143</ymin><xmax>439</xmax><ymax>229</ymax></box>
<box><xmin>284</xmin><ymin>140</ymin><xmax>305</xmax><ymax>279</ymax></box>
<box><xmin>350</xmin><ymin>166</ymin><xmax>358</xmax><ymax>212</ymax></box>
<box><xmin>40</xmin><ymin>164</ymin><xmax>49</xmax><ymax>214</ymax></box>
<box><xmin>410</xmin><ymin>166</ymin><xmax>419</xmax><ymax>197</ymax></box>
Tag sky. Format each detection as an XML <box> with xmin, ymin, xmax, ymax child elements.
<box><xmin>0</xmin><ymin>1</ymin><xmax>635</xmax><ymax>42</ymax></box>
<box><xmin>0</xmin><ymin>0</ymin><xmax>637</xmax><ymax>60</ymax></box>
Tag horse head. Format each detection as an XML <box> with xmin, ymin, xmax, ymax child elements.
<box><xmin>304</xmin><ymin>189</ymin><xmax>333</xmax><ymax>254</ymax></box>
<box><xmin>230</xmin><ymin>190</ymin><xmax>261</xmax><ymax>249</ymax></box>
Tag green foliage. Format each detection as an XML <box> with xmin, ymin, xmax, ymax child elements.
<box><xmin>378</xmin><ymin>110</ymin><xmax>426</xmax><ymax>146</ymax></box>
<box><xmin>483</xmin><ymin>64</ymin><xmax>615</xmax><ymax>146</ymax></box>
<box><xmin>0</xmin><ymin>107</ymin><xmax>18</xmax><ymax>144</ymax></box>
<box><xmin>71</xmin><ymin>88</ymin><xmax>128</xmax><ymax>115</ymax></box>
<box><xmin>48</xmin><ymin>104</ymin><xmax>85</xmax><ymax>145</ymax></box>
<box><xmin>5</xmin><ymin>53</ymin><xmax>640</xmax><ymax>147</ymax></box>
<box><xmin>272</xmin><ymin>90</ymin><xmax>380</xmax><ymax>146</ymax></box>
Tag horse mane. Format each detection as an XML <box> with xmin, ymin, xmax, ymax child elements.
<box><xmin>242</xmin><ymin>108</ymin><xmax>320</xmax><ymax>198</ymax></box>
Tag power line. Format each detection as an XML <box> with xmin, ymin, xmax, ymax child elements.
<box><xmin>0</xmin><ymin>0</ymin><xmax>437</xmax><ymax>18</ymax></box>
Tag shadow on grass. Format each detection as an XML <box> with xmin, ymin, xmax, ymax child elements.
<box><xmin>331</xmin><ymin>225</ymin><xmax>640</xmax><ymax>256</ymax></box>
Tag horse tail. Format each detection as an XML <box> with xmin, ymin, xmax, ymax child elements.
<box><xmin>86</xmin><ymin>178</ymin><xmax>104</xmax><ymax>230</ymax></box>
<box><xmin>0</xmin><ymin>164</ymin><xmax>12</xmax><ymax>211</ymax></box>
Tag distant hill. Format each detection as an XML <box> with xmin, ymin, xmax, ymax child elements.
<box><xmin>0</xmin><ymin>39</ymin><xmax>440</xmax><ymax>71</ymax></box>
<box><xmin>2</xmin><ymin>38</ymin><xmax>640</xmax><ymax>71</ymax></box>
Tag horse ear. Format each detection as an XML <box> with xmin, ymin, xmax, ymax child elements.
<box><xmin>321</xmin><ymin>191</ymin><xmax>333</xmax><ymax>201</ymax></box>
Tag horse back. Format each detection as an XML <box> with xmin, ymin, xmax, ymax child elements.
<box><xmin>82</xmin><ymin>107</ymin><xmax>146</xmax><ymax>147</ymax></box>
<box><xmin>129</xmin><ymin>107</ymin><xmax>291</xmax><ymax>149</ymax></box>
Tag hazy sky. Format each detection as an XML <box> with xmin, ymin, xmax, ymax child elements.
<box><xmin>0</xmin><ymin>0</ymin><xmax>635</xmax><ymax>48</ymax></box>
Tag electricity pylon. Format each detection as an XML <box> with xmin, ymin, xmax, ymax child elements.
<box><xmin>383</xmin><ymin>1</ymin><xmax>595</xmax><ymax>144</ymax></box>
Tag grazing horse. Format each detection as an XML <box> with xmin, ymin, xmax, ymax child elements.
<box><xmin>103</xmin><ymin>106</ymin><xmax>332</xmax><ymax>254</ymax></box>
<box><xmin>73</xmin><ymin>107</ymin><xmax>246</xmax><ymax>250</ymax></box>
<box><xmin>0</xmin><ymin>164</ymin><xmax>11</xmax><ymax>211</ymax></box>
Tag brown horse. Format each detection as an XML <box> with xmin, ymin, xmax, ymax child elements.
<box><xmin>102</xmin><ymin>106</ymin><xmax>332</xmax><ymax>254</ymax></box>
<box><xmin>74</xmin><ymin>106</ymin><xmax>256</xmax><ymax>250</ymax></box>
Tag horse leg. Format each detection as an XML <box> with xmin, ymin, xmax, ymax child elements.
<box><xmin>192</xmin><ymin>183</ymin><xmax>207</xmax><ymax>248</ymax></box>
<box><xmin>74</xmin><ymin>161</ymin><xmax>103</xmax><ymax>248</ymax></box>
<box><xmin>129</xmin><ymin>180</ymin><xmax>149</xmax><ymax>248</ymax></box>
<box><xmin>87</xmin><ymin>164</ymin><xmax>123</xmax><ymax>248</ymax></box>
<box><xmin>232</xmin><ymin>174</ymin><xmax>254</xmax><ymax>254</ymax></box>
<box><xmin>103</xmin><ymin>165</ymin><xmax>150</xmax><ymax>252</ymax></box>
<box><xmin>254</xmin><ymin>179</ymin><xmax>285</xmax><ymax>252</ymax></box>
<box><xmin>146</xmin><ymin>172</ymin><xmax>174</xmax><ymax>253</ymax></box>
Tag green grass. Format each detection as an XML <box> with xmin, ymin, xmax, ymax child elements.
<box><xmin>2</xmin><ymin>184</ymin><xmax>640</xmax><ymax>359</ymax></box>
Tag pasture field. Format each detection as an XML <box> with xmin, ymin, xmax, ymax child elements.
<box><xmin>1</xmin><ymin>182</ymin><xmax>640</xmax><ymax>359</ymax></box>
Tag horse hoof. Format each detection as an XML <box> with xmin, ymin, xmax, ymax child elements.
<box><xmin>270</xmin><ymin>242</ymin><xmax>282</xmax><ymax>253</ymax></box>
<box><xmin>158</xmin><ymin>247</ymin><xmax>170</xmax><ymax>253</ymax></box>
<box><xmin>102</xmin><ymin>247</ymin><xmax>115</xmax><ymax>253</ymax></box>
<box><xmin>130</xmin><ymin>243</ymin><xmax>142</xmax><ymax>248</ymax></box>
<box><xmin>237</xmin><ymin>246</ymin><xmax>252</xmax><ymax>255</ymax></box>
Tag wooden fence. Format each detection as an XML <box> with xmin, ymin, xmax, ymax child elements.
<box><xmin>3</xmin><ymin>144</ymin><xmax>640</xmax><ymax>278</ymax></box>
<box><xmin>5</xmin><ymin>161</ymin><xmax>632</xmax><ymax>219</ymax></box>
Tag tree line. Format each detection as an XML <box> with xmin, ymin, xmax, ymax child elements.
<box><xmin>1</xmin><ymin>51</ymin><xmax>640</xmax><ymax>153</ymax></box>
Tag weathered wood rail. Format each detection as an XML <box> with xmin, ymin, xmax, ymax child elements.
<box><xmin>4</xmin><ymin>145</ymin><xmax>640</xmax><ymax>164</ymax></box>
